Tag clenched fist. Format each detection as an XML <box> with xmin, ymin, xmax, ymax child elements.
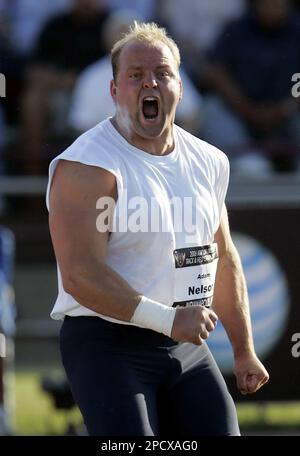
<box><xmin>171</xmin><ymin>305</ymin><xmax>218</xmax><ymax>345</ymax></box>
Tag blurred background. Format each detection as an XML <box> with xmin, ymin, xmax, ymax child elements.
<box><xmin>0</xmin><ymin>0</ymin><xmax>300</xmax><ymax>436</ymax></box>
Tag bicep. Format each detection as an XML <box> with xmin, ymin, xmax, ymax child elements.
<box><xmin>49</xmin><ymin>160</ymin><xmax>117</xmax><ymax>279</ymax></box>
<box><xmin>214</xmin><ymin>205</ymin><xmax>234</xmax><ymax>259</ymax></box>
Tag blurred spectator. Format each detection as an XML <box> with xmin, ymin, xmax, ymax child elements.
<box><xmin>293</xmin><ymin>0</ymin><xmax>300</xmax><ymax>26</ymax></box>
<box><xmin>0</xmin><ymin>12</ymin><xmax>8</xmax><ymax>187</ymax></box>
<box><xmin>0</xmin><ymin>11</ymin><xmax>7</xmax><ymax>172</ymax></box>
<box><xmin>0</xmin><ymin>0</ymin><xmax>72</xmax><ymax>57</ymax></box>
<box><xmin>69</xmin><ymin>9</ymin><xmax>203</xmax><ymax>136</ymax></box>
<box><xmin>201</xmin><ymin>0</ymin><xmax>300</xmax><ymax>173</ymax></box>
<box><xmin>0</xmin><ymin>226</ymin><xmax>15</xmax><ymax>435</ymax></box>
<box><xmin>21</xmin><ymin>0</ymin><xmax>111</xmax><ymax>174</ymax></box>
<box><xmin>0</xmin><ymin>107</ymin><xmax>6</xmax><ymax>215</ymax></box>
<box><xmin>0</xmin><ymin>107</ymin><xmax>7</xmax><ymax>164</ymax></box>
<box><xmin>107</xmin><ymin>0</ymin><xmax>156</xmax><ymax>21</ymax></box>
<box><xmin>0</xmin><ymin>7</ymin><xmax>26</xmax><ymax>142</ymax></box>
<box><xmin>0</xmin><ymin>107</ymin><xmax>6</xmax><ymax>149</ymax></box>
<box><xmin>157</xmin><ymin>0</ymin><xmax>245</xmax><ymax>71</ymax></box>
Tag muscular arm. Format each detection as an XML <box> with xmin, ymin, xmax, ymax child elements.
<box><xmin>213</xmin><ymin>206</ymin><xmax>254</xmax><ymax>357</ymax></box>
<box><xmin>49</xmin><ymin>160</ymin><xmax>141</xmax><ymax>321</ymax></box>
<box><xmin>213</xmin><ymin>206</ymin><xmax>269</xmax><ymax>393</ymax></box>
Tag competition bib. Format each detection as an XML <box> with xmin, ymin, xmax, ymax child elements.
<box><xmin>173</xmin><ymin>243</ymin><xmax>218</xmax><ymax>308</ymax></box>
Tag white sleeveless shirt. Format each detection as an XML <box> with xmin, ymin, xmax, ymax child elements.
<box><xmin>46</xmin><ymin>118</ymin><xmax>229</xmax><ymax>324</ymax></box>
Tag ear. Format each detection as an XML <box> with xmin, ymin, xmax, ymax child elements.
<box><xmin>110</xmin><ymin>79</ymin><xmax>117</xmax><ymax>102</ymax></box>
<box><xmin>178</xmin><ymin>78</ymin><xmax>183</xmax><ymax>102</ymax></box>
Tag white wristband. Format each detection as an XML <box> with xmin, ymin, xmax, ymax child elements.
<box><xmin>130</xmin><ymin>296</ymin><xmax>176</xmax><ymax>337</ymax></box>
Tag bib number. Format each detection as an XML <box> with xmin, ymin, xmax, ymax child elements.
<box><xmin>173</xmin><ymin>243</ymin><xmax>218</xmax><ymax>308</ymax></box>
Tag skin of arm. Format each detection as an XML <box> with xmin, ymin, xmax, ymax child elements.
<box><xmin>49</xmin><ymin>160</ymin><xmax>142</xmax><ymax>321</ymax></box>
<box><xmin>213</xmin><ymin>206</ymin><xmax>269</xmax><ymax>394</ymax></box>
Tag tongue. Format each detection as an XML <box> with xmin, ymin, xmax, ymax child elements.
<box><xmin>143</xmin><ymin>101</ymin><xmax>158</xmax><ymax>118</ymax></box>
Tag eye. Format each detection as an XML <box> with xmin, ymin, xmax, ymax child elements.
<box><xmin>158</xmin><ymin>70</ymin><xmax>171</xmax><ymax>79</ymax></box>
<box><xmin>129</xmin><ymin>72</ymin><xmax>142</xmax><ymax>80</ymax></box>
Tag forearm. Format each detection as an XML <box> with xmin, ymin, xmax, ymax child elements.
<box><xmin>64</xmin><ymin>260</ymin><xmax>141</xmax><ymax>321</ymax></box>
<box><xmin>212</xmin><ymin>207</ymin><xmax>269</xmax><ymax>392</ymax></box>
<box><xmin>212</xmin><ymin>244</ymin><xmax>255</xmax><ymax>358</ymax></box>
<box><xmin>63</xmin><ymin>260</ymin><xmax>177</xmax><ymax>336</ymax></box>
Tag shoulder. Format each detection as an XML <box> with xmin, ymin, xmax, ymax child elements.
<box><xmin>48</xmin><ymin>119</ymin><xmax>123</xmax><ymax>191</ymax></box>
<box><xmin>53</xmin><ymin>159</ymin><xmax>116</xmax><ymax>199</ymax></box>
<box><xmin>47</xmin><ymin>119</ymin><xmax>122</xmax><ymax>211</ymax></box>
<box><xmin>50</xmin><ymin>154</ymin><xmax>117</xmax><ymax>212</ymax></box>
<box><xmin>56</xmin><ymin>119</ymin><xmax>116</xmax><ymax>163</ymax></box>
<box><xmin>175</xmin><ymin>124</ymin><xmax>229</xmax><ymax>171</ymax></box>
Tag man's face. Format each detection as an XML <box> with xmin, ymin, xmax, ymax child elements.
<box><xmin>110</xmin><ymin>40</ymin><xmax>182</xmax><ymax>140</ymax></box>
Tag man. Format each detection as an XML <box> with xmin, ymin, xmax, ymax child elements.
<box><xmin>21</xmin><ymin>0</ymin><xmax>110</xmax><ymax>174</ymax></box>
<box><xmin>201</xmin><ymin>0</ymin><xmax>300</xmax><ymax>172</ymax></box>
<box><xmin>68</xmin><ymin>10</ymin><xmax>203</xmax><ymax>136</ymax></box>
<box><xmin>157</xmin><ymin>0</ymin><xmax>245</xmax><ymax>55</ymax></box>
<box><xmin>47</xmin><ymin>22</ymin><xmax>269</xmax><ymax>436</ymax></box>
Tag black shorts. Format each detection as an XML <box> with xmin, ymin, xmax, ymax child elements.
<box><xmin>60</xmin><ymin>315</ymin><xmax>240</xmax><ymax>436</ymax></box>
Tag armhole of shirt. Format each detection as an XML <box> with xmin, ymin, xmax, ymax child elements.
<box><xmin>46</xmin><ymin>156</ymin><xmax>122</xmax><ymax>212</ymax></box>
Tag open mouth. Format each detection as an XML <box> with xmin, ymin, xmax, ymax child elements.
<box><xmin>142</xmin><ymin>97</ymin><xmax>159</xmax><ymax>120</ymax></box>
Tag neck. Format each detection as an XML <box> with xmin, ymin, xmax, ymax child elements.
<box><xmin>111</xmin><ymin>115</ymin><xmax>175</xmax><ymax>156</ymax></box>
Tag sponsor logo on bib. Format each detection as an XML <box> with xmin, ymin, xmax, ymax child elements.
<box><xmin>173</xmin><ymin>244</ymin><xmax>218</xmax><ymax>308</ymax></box>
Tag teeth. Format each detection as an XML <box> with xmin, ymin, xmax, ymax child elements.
<box><xmin>143</xmin><ymin>97</ymin><xmax>157</xmax><ymax>101</ymax></box>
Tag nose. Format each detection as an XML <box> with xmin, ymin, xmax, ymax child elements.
<box><xmin>142</xmin><ymin>73</ymin><xmax>158</xmax><ymax>89</ymax></box>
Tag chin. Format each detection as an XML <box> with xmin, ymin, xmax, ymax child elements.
<box><xmin>139</xmin><ymin>124</ymin><xmax>165</xmax><ymax>139</ymax></box>
<box><xmin>137</xmin><ymin>115</ymin><xmax>167</xmax><ymax>137</ymax></box>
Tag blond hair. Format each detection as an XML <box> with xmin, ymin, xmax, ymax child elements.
<box><xmin>111</xmin><ymin>21</ymin><xmax>181</xmax><ymax>80</ymax></box>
